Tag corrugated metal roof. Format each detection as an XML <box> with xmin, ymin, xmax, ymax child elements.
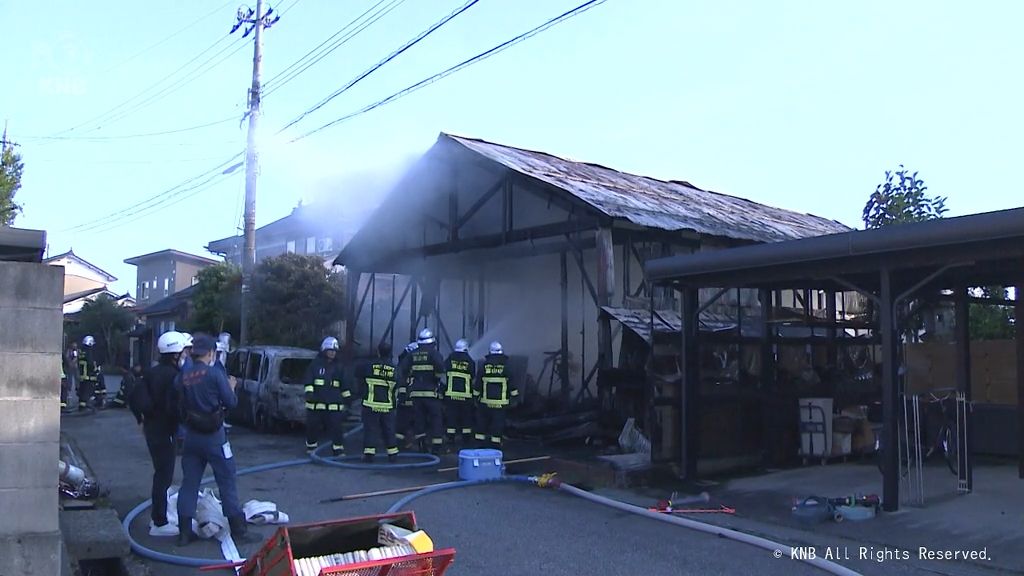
<box><xmin>600</xmin><ymin>306</ymin><xmax>759</xmax><ymax>343</ymax></box>
<box><xmin>446</xmin><ymin>134</ymin><xmax>851</xmax><ymax>243</ymax></box>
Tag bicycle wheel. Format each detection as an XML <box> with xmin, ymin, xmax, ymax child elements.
<box><xmin>941</xmin><ymin>425</ymin><xmax>959</xmax><ymax>475</ymax></box>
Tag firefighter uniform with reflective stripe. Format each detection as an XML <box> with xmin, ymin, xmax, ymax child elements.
<box><xmin>443</xmin><ymin>351</ymin><xmax>476</xmax><ymax>445</ymax></box>
<box><xmin>359</xmin><ymin>356</ymin><xmax>400</xmax><ymax>458</ymax></box>
<box><xmin>394</xmin><ymin>345</ymin><xmax>416</xmax><ymax>448</ymax></box>
<box><xmin>303</xmin><ymin>354</ymin><xmax>350</xmax><ymax>455</ymax></box>
<box><xmin>474</xmin><ymin>354</ymin><xmax>518</xmax><ymax>448</ymax></box>
<box><xmin>399</xmin><ymin>346</ymin><xmax>445</xmax><ymax>452</ymax></box>
<box><xmin>77</xmin><ymin>349</ymin><xmax>101</xmax><ymax>410</ymax></box>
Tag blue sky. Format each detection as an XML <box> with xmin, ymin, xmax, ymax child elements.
<box><xmin>2</xmin><ymin>0</ymin><xmax>1022</xmax><ymax>293</ymax></box>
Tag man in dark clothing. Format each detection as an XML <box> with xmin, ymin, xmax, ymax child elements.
<box><xmin>130</xmin><ymin>333</ymin><xmax>183</xmax><ymax>537</ymax></box>
<box><xmin>303</xmin><ymin>336</ymin><xmax>350</xmax><ymax>456</ymax></box>
<box><xmin>474</xmin><ymin>341</ymin><xmax>519</xmax><ymax>449</ymax></box>
<box><xmin>394</xmin><ymin>342</ymin><xmax>418</xmax><ymax>449</ymax></box>
<box><xmin>398</xmin><ymin>329</ymin><xmax>445</xmax><ymax>454</ymax></box>
<box><xmin>174</xmin><ymin>334</ymin><xmax>250</xmax><ymax>546</ymax></box>
<box><xmin>443</xmin><ymin>339</ymin><xmax>476</xmax><ymax>448</ymax></box>
<box><xmin>359</xmin><ymin>342</ymin><xmax>401</xmax><ymax>463</ymax></box>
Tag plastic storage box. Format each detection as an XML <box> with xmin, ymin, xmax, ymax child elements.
<box><xmin>457</xmin><ymin>449</ymin><xmax>504</xmax><ymax>481</ymax></box>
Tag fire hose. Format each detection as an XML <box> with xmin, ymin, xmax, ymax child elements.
<box><xmin>123</xmin><ymin>430</ymin><xmax>861</xmax><ymax>575</ymax></box>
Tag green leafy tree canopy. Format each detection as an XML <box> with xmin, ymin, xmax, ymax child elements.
<box><xmin>73</xmin><ymin>295</ymin><xmax>135</xmax><ymax>367</ymax></box>
<box><xmin>249</xmin><ymin>253</ymin><xmax>345</xmax><ymax>349</ymax></box>
<box><xmin>1</xmin><ymin>140</ymin><xmax>24</xmax><ymax>225</ymax></box>
<box><xmin>862</xmin><ymin>165</ymin><xmax>947</xmax><ymax>229</ymax></box>
<box><xmin>188</xmin><ymin>262</ymin><xmax>242</xmax><ymax>336</ymax></box>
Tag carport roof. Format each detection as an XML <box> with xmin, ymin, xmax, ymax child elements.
<box><xmin>645</xmin><ymin>206</ymin><xmax>1024</xmax><ymax>289</ymax></box>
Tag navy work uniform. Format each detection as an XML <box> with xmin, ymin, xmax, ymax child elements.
<box><xmin>303</xmin><ymin>347</ymin><xmax>350</xmax><ymax>456</ymax></box>
<box><xmin>443</xmin><ymin>349</ymin><xmax>476</xmax><ymax>446</ymax></box>
<box><xmin>175</xmin><ymin>337</ymin><xmax>246</xmax><ymax>543</ymax></box>
<box><xmin>359</xmin><ymin>346</ymin><xmax>400</xmax><ymax>461</ymax></box>
<box><xmin>474</xmin><ymin>348</ymin><xmax>519</xmax><ymax>449</ymax></box>
<box><xmin>77</xmin><ymin>346</ymin><xmax>101</xmax><ymax>410</ymax></box>
<box><xmin>400</xmin><ymin>334</ymin><xmax>445</xmax><ymax>453</ymax></box>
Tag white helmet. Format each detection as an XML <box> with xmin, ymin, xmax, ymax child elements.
<box><xmin>321</xmin><ymin>336</ymin><xmax>340</xmax><ymax>352</ymax></box>
<box><xmin>404</xmin><ymin>342</ymin><xmax>419</xmax><ymax>354</ymax></box>
<box><xmin>417</xmin><ymin>328</ymin><xmax>435</xmax><ymax>345</ymax></box>
<box><xmin>82</xmin><ymin>335</ymin><xmax>96</xmax><ymax>347</ymax></box>
<box><xmin>180</xmin><ymin>332</ymin><xmax>193</xmax><ymax>348</ymax></box>
<box><xmin>454</xmin><ymin>339</ymin><xmax>469</xmax><ymax>353</ymax></box>
<box><xmin>157</xmin><ymin>331</ymin><xmax>186</xmax><ymax>354</ymax></box>
<box><xmin>489</xmin><ymin>341</ymin><xmax>503</xmax><ymax>355</ymax></box>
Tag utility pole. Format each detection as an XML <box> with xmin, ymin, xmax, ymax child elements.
<box><xmin>232</xmin><ymin>1</ymin><xmax>279</xmax><ymax>345</ymax></box>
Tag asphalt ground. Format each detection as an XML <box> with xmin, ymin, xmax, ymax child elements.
<box><xmin>61</xmin><ymin>407</ymin><xmax>1009</xmax><ymax>576</ymax></box>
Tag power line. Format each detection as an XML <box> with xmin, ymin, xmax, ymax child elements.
<box><xmin>278</xmin><ymin>0</ymin><xmax>482</xmax><ymax>134</ymax></box>
<box><xmin>99</xmin><ymin>0</ymin><xmax>237</xmax><ymax>74</ymax></box>
<box><xmin>262</xmin><ymin>0</ymin><xmax>407</xmax><ymax>98</ymax></box>
<box><xmin>23</xmin><ymin>115</ymin><xmax>238</xmax><ymax>141</ymax></box>
<box><xmin>62</xmin><ymin>152</ymin><xmax>244</xmax><ymax>233</ymax></box>
<box><xmin>53</xmin><ymin>34</ymin><xmax>237</xmax><ymax>135</ymax></box>
<box><xmin>291</xmin><ymin>0</ymin><xmax>609</xmax><ymax>142</ymax></box>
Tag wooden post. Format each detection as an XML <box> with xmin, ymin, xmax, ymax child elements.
<box><xmin>346</xmin><ymin>270</ymin><xmax>361</xmax><ymax>359</ymax></box>
<box><xmin>759</xmin><ymin>288</ymin><xmax>774</xmax><ymax>391</ymax></box>
<box><xmin>477</xmin><ymin>271</ymin><xmax>486</xmax><ymax>340</ymax></box>
<box><xmin>409</xmin><ymin>278</ymin><xmax>418</xmax><ymax>343</ymax></box>
<box><xmin>560</xmin><ymin>251</ymin><xmax>570</xmax><ymax>405</ymax></box>
<box><xmin>596</xmin><ymin>227</ymin><xmax>615</xmax><ymax>369</ymax></box>
<box><xmin>826</xmin><ymin>289</ymin><xmax>838</xmax><ymax>370</ymax></box>
<box><xmin>954</xmin><ymin>286</ymin><xmax>973</xmax><ymax>490</ymax></box>
<box><xmin>880</xmin><ymin>269</ymin><xmax>900</xmax><ymax>511</ymax></box>
<box><xmin>680</xmin><ymin>287</ymin><xmax>700</xmax><ymax>479</ymax></box>
<box><xmin>369</xmin><ymin>274</ymin><xmax>376</xmax><ymax>353</ymax></box>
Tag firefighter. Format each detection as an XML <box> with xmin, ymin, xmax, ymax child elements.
<box><xmin>359</xmin><ymin>342</ymin><xmax>400</xmax><ymax>463</ymax></box>
<box><xmin>443</xmin><ymin>338</ymin><xmax>476</xmax><ymax>448</ymax></box>
<box><xmin>77</xmin><ymin>335</ymin><xmax>102</xmax><ymax>411</ymax></box>
<box><xmin>112</xmin><ymin>364</ymin><xmax>143</xmax><ymax>409</ymax></box>
<box><xmin>394</xmin><ymin>342</ymin><xmax>417</xmax><ymax>449</ymax></box>
<box><xmin>399</xmin><ymin>329</ymin><xmax>445</xmax><ymax>454</ymax></box>
<box><xmin>303</xmin><ymin>337</ymin><xmax>350</xmax><ymax>456</ymax></box>
<box><xmin>474</xmin><ymin>341</ymin><xmax>519</xmax><ymax>449</ymax></box>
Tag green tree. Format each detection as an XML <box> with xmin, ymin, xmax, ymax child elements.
<box><xmin>969</xmin><ymin>286</ymin><xmax>1015</xmax><ymax>340</ymax></box>
<box><xmin>0</xmin><ymin>140</ymin><xmax>24</xmax><ymax>225</ymax></box>
<box><xmin>862</xmin><ymin>165</ymin><xmax>947</xmax><ymax>229</ymax></box>
<box><xmin>249</xmin><ymin>253</ymin><xmax>345</xmax><ymax>349</ymax></box>
<box><xmin>188</xmin><ymin>263</ymin><xmax>242</xmax><ymax>336</ymax></box>
<box><xmin>74</xmin><ymin>295</ymin><xmax>135</xmax><ymax>367</ymax></box>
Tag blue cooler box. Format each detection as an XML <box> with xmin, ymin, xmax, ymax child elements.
<box><xmin>458</xmin><ymin>449</ymin><xmax>504</xmax><ymax>481</ymax></box>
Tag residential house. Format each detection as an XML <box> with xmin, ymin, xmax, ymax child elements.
<box><xmin>43</xmin><ymin>250</ymin><xmax>133</xmax><ymax>316</ymax></box>
<box><xmin>124</xmin><ymin>249</ymin><xmax>219</xmax><ymax>307</ymax></box>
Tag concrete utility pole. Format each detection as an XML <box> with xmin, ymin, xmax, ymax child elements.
<box><xmin>233</xmin><ymin>0</ymin><xmax>279</xmax><ymax>345</ymax></box>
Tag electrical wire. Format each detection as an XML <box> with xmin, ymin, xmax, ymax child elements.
<box><xmin>53</xmin><ymin>34</ymin><xmax>236</xmax><ymax>135</ymax></box>
<box><xmin>261</xmin><ymin>0</ymin><xmax>407</xmax><ymax>99</ymax></box>
<box><xmin>62</xmin><ymin>152</ymin><xmax>244</xmax><ymax>233</ymax></box>
<box><xmin>23</xmin><ymin>116</ymin><xmax>238</xmax><ymax>141</ymax></box>
<box><xmin>277</xmin><ymin>0</ymin><xmax>482</xmax><ymax>134</ymax></box>
<box><xmin>289</xmin><ymin>0</ymin><xmax>609</xmax><ymax>142</ymax></box>
<box><xmin>99</xmin><ymin>0</ymin><xmax>236</xmax><ymax>74</ymax></box>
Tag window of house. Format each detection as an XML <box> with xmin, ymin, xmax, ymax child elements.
<box><xmin>320</xmin><ymin>237</ymin><xmax>333</xmax><ymax>253</ymax></box>
<box><xmin>286</xmin><ymin>240</ymin><xmax>296</xmax><ymax>254</ymax></box>
<box><xmin>306</xmin><ymin>236</ymin><xmax>316</xmax><ymax>254</ymax></box>
<box><xmin>140</xmin><ymin>283</ymin><xmax>149</xmax><ymax>299</ymax></box>
<box><xmin>163</xmin><ymin>277</ymin><xmax>170</xmax><ymax>295</ymax></box>
<box><xmin>167</xmin><ymin>321</ymin><xmax>175</xmax><ymax>332</ymax></box>
<box><xmin>191</xmin><ymin>276</ymin><xmax>199</xmax><ymax>286</ymax></box>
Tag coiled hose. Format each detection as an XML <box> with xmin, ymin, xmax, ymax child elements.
<box><xmin>125</xmin><ymin>438</ymin><xmax>861</xmax><ymax>575</ymax></box>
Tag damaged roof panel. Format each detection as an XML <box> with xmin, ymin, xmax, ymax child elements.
<box><xmin>447</xmin><ymin>134</ymin><xmax>850</xmax><ymax>243</ymax></box>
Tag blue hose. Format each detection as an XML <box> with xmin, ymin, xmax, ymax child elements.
<box><xmin>386</xmin><ymin>476</ymin><xmax>537</xmax><ymax>514</ymax></box>
<box><xmin>310</xmin><ymin>442</ymin><xmax>440</xmax><ymax>470</ymax></box>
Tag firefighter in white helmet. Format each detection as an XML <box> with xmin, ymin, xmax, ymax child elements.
<box><xmin>473</xmin><ymin>341</ymin><xmax>519</xmax><ymax>448</ymax></box>
<box><xmin>398</xmin><ymin>329</ymin><xmax>445</xmax><ymax>454</ymax></box>
<box><xmin>301</xmin><ymin>336</ymin><xmax>351</xmax><ymax>456</ymax></box>
<box><xmin>443</xmin><ymin>338</ymin><xmax>476</xmax><ymax>447</ymax></box>
<box><xmin>77</xmin><ymin>335</ymin><xmax>102</xmax><ymax>411</ymax></box>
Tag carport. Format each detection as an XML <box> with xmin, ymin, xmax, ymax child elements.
<box><xmin>644</xmin><ymin>207</ymin><xmax>1024</xmax><ymax>511</ymax></box>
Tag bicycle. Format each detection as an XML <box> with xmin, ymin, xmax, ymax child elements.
<box><xmin>876</xmin><ymin>387</ymin><xmax>959</xmax><ymax>478</ymax></box>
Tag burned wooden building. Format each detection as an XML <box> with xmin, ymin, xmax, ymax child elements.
<box><xmin>336</xmin><ymin>133</ymin><xmax>848</xmax><ymax>455</ymax></box>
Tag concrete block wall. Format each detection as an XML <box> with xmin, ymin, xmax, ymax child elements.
<box><xmin>0</xmin><ymin>261</ymin><xmax>64</xmax><ymax>576</ymax></box>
